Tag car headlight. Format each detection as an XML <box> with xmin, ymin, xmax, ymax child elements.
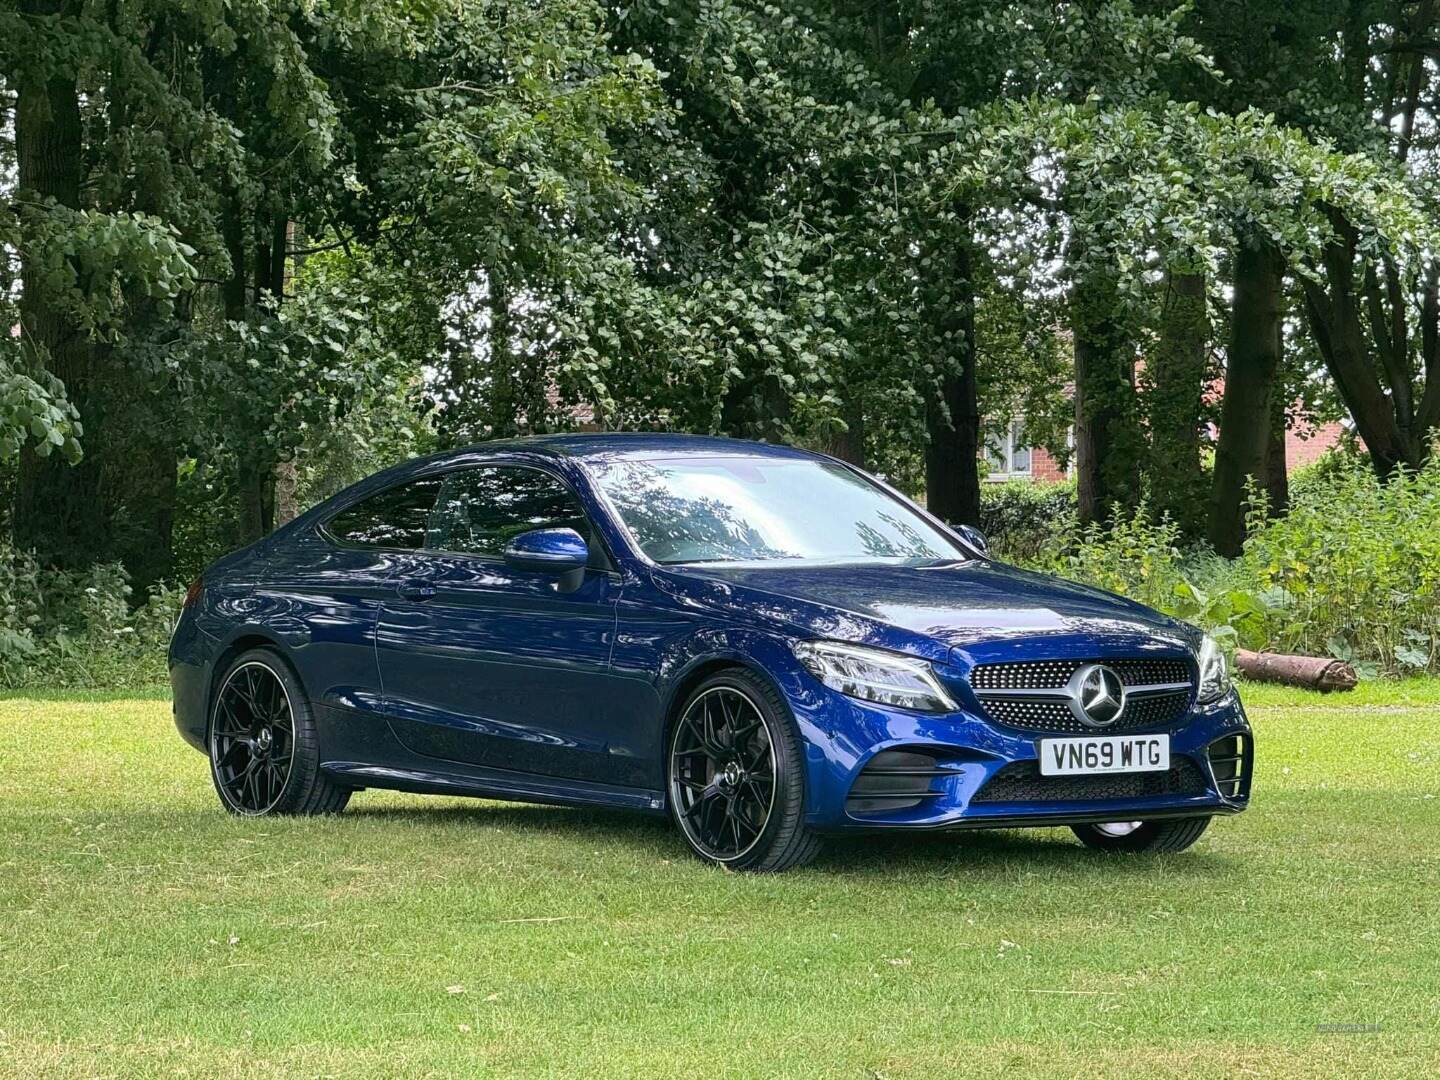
<box><xmin>793</xmin><ymin>640</ymin><xmax>957</xmax><ymax>712</ymax></box>
<box><xmin>1197</xmin><ymin>634</ymin><xmax>1231</xmax><ymax>703</ymax></box>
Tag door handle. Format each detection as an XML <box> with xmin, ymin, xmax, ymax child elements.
<box><xmin>397</xmin><ymin>581</ymin><xmax>437</xmax><ymax>601</ymax></box>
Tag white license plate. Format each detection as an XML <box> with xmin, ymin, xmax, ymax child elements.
<box><xmin>1037</xmin><ymin>734</ymin><xmax>1170</xmax><ymax>776</ymax></box>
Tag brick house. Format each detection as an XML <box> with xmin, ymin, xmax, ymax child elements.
<box><xmin>984</xmin><ymin>416</ymin><xmax>1349</xmax><ymax>484</ymax></box>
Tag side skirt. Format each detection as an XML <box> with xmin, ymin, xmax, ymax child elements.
<box><xmin>315</xmin><ymin>700</ymin><xmax>667</xmax><ymax>816</ymax></box>
<box><xmin>320</xmin><ymin>759</ymin><xmax>666</xmax><ymax>815</ymax></box>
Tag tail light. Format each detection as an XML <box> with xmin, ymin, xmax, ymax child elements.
<box><xmin>183</xmin><ymin>576</ymin><xmax>205</xmax><ymax>609</ymax></box>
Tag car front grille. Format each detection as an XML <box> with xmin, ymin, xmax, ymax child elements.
<box><xmin>969</xmin><ymin>657</ymin><xmax>1193</xmax><ymax>734</ymax></box>
<box><xmin>971</xmin><ymin>756</ymin><xmax>1209</xmax><ymax>804</ymax></box>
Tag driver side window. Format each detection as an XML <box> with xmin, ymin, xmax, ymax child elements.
<box><xmin>426</xmin><ymin>466</ymin><xmax>597</xmax><ymax>560</ymax></box>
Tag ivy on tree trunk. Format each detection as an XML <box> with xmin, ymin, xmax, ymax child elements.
<box><xmin>1209</xmin><ymin>236</ymin><xmax>1284</xmax><ymax>556</ymax></box>
<box><xmin>1072</xmin><ymin>260</ymin><xmax>1141</xmax><ymax>525</ymax></box>
<box><xmin>1147</xmin><ymin>269</ymin><xmax>1210</xmax><ymax>538</ymax></box>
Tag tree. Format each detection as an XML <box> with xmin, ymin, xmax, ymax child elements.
<box><xmin>1181</xmin><ymin>0</ymin><xmax>1440</xmax><ymax>489</ymax></box>
<box><xmin>1209</xmin><ymin>235</ymin><xmax>1285</xmax><ymax>554</ymax></box>
<box><xmin>4</xmin><ymin>0</ymin><xmax>197</xmax><ymax>579</ymax></box>
<box><xmin>5</xmin><ymin>0</ymin><xmax>665</xmax><ymax>583</ymax></box>
<box><xmin>1146</xmin><ymin>267</ymin><xmax>1211</xmax><ymax>536</ymax></box>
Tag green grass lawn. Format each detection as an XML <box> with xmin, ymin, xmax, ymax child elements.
<box><xmin>2</xmin><ymin>683</ymin><xmax>1437</xmax><ymax>1078</ymax></box>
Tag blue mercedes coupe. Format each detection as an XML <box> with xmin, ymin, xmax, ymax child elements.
<box><xmin>170</xmin><ymin>434</ymin><xmax>1252</xmax><ymax>870</ymax></box>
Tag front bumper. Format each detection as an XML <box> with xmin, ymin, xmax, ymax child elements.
<box><xmin>794</xmin><ymin>685</ymin><xmax>1252</xmax><ymax>833</ymax></box>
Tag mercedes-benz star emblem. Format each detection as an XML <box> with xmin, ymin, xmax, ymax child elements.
<box><xmin>1067</xmin><ymin>663</ymin><xmax>1126</xmax><ymax>727</ymax></box>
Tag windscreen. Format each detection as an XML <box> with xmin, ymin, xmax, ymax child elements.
<box><xmin>588</xmin><ymin>455</ymin><xmax>968</xmax><ymax>566</ymax></box>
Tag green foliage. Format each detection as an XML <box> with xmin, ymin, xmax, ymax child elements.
<box><xmin>0</xmin><ymin>544</ymin><xmax>179</xmax><ymax>690</ymax></box>
<box><xmin>1038</xmin><ymin>500</ymin><xmax>1192</xmax><ymax>615</ymax></box>
<box><xmin>1240</xmin><ymin>455</ymin><xmax>1440</xmax><ymax>675</ymax></box>
<box><xmin>979</xmin><ymin>481</ymin><xmax>1078</xmax><ymax>565</ymax></box>
<box><xmin>4</xmin><ymin>0</ymin><xmax>1440</xmax><ymax>669</ymax></box>
<box><xmin>1009</xmin><ymin>451</ymin><xmax>1440</xmax><ymax>676</ymax></box>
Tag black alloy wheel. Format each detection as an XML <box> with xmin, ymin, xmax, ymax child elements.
<box><xmin>212</xmin><ymin>660</ymin><xmax>295</xmax><ymax>814</ymax></box>
<box><xmin>208</xmin><ymin>648</ymin><xmax>351</xmax><ymax>817</ymax></box>
<box><xmin>667</xmin><ymin>670</ymin><xmax>820</xmax><ymax>871</ymax></box>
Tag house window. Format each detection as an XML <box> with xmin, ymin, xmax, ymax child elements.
<box><xmin>985</xmin><ymin>419</ymin><xmax>1033</xmax><ymax>480</ymax></box>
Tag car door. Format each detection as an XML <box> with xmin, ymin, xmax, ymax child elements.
<box><xmin>257</xmin><ymin>473</ymin><xmax>444</xmax><ymax>736</ymax></box>
<box><xmin>376</xmin><ymin>462</ymin><xmax>638</xmax><ymax>785</ymax></box>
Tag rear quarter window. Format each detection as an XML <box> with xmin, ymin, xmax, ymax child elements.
<box><xmin>322</xmin><ymin>475</ymin><xmax>444</xmax><ymax>549</ymax></box>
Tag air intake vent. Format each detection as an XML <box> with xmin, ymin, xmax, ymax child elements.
<box><xmin>971</xmin><ymin>757</ymin><xmax>1208</xmax><ymax>803</ymax></box>
<box><xmin>846</xmin><ymin>750</ymin><xmax>950</xmax><ymax>816</ymax></box>
<box><xmin>1207</xmin><ymin>733</ymin><xmax>1252</xmax><ymax>801</ymax></box>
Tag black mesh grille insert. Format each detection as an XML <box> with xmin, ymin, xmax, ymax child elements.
<box><xmin>971</xmin><ymin>757</ymin><xmax>1209</xmax><ymax>804</ymax></box>
<box><xmin>969</xmin><ymin>657</ymin><xmax>1193</xmax><ymax>734</ymax></box>
<box><xmin>970</xmin><ymin>657</ymin><xmax>1191</xmax><ymax>691</ymax></box>
<box><xmin>976</xmin><ymin>692</ymin><xmax>1191</xmax><ymax>734</ymax></box>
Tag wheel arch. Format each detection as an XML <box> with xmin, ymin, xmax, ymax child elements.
<box><xmin>660</xmin><ymin>654</ymin><xmax>790</xmax><ymax>748</ymax></box>
<box><xmin>205</xmin><ymin>631</ymin><xmax>301</xmax><ymax>736</ymax></box>
<box><xmin>657</xmin><ymin>644</ymin><xmax>824</xmax><ymax>870</ymax></box>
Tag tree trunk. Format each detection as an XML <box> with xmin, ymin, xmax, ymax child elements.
<box><xmin>12</xmin><ymin>5</ymin><xmax>107</xmax><ymax>569</ymax></box>
<box><xmin>821</xmin><ymin>397</ymin><xmax>867</xmax><ymax>467</ymax></box>
<box><xmin>1299</xmin><ymin>209</ymin><xmax>1425</xmax><ymax>477</ymax></box>
<box><xmin>102</xmin><ymin>411</ymin><xmax>178</xmax><ymax>596</ymax></box>
<box><xmin>274</xmin><ymin>459</ymin><xmax>300</xmax><ymax>526</ymax></box>
<box><xmin>1071</xmin><ymin>261</ymin><xmax>1141</xmax><ymax>524</ymax></box>
<box><xmin>489</xmin><ymin>271</ymin><xmax>516</xmax><ymax>437</ymax></box>
<box><xmin>1147</xmin><ymin>269</ymin><xmax>1210</xmax><ymax>537</ymax></box>
<box><xmin>236</xmin><ymin>457</ymin><xmax>274</xmax><ymax>544</ymax></box>
<box><xmin>1209</xmin><ymin>237</ymin><xmax>1284</xmax><ymax>556</ymax></box>
<box><xmin>94</xmin><ymin>294</ymin><xmax>180</xmax><ymax>596</ymax></box>
<box><xmin>925</xmin><ymin>237</ymin><xmax>981</xmax><ymax>526</ymax></box>
<box><xmin>222</xmin><ymin>192</ymin><xmax>249</xmax><ymax>321</ymax></box>
<box><xmin>1235</xmin><ymin>650</ymin><xmax>1357</xmax><ymax>692</ymax></box>
<box><xmin>1265</xmin><ymin>387</ymin><xmax>1289</xmax><ymax>517</ymax></box>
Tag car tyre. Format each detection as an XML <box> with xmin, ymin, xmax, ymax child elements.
<box><xmin>208</xmin><ymin>647</ymin><xmax>351</xmax><ymax>817</ymax></box>
<box><xmin>1071</xmin><ymin>816</ymin><xmax>1211</xmax><ymax>853</ymax></box>
<box><xmin>667</xmin><ymin>669</ymin><xmax>821</xmax><ymax>872</ymax></box>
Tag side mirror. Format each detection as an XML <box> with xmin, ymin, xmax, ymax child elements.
<box><xmin>956</xmin><ymin>523</ymin><xmax>990</xmax><ymax>558</ymax></box>
<box><xmin>503</xmin><ymin>527</ymin><xmax>589</xmax><ymax>574</ymax></box>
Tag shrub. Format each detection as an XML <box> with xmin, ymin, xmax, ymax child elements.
<box><xmin>0</xmin><ymin>544</ymin><xmax>180</xmax><ymax>690</ymax></box>
<box><xmin>1006</xmin><ymin>453</ymin><xmax>1440</xmax><ymax>677</ymax></box>
<box><xmin>1027</xmin><ymin>499</ymin><xmax>1189</xmax><ymax>614</ymax></box>
<box><xmin>980</xmin><ymin>480</ymin><xmax>1078</xmax><ymax>564</ymax></box>
<box><xmin>1239</xmin><ymin>455</ymin><xmax>1440</xmax><ymax>675</ymax></box>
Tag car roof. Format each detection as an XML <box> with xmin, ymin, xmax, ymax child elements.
<box><xmin>451</xmin><ymin>432</ymin><xmax>824</xmax><ymax>464</ymax></box>
<box><xmin>288</xmin><ymin>433</ymin><xmax>829</xmax><ymax>533</ymax></box>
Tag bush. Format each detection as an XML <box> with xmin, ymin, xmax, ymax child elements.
<box><xmin>0</xmin><ymin>544</ymin><xmax>179</xmax><ymax>690</ymax></box>
<box><xmin>1238</xmin><ymin>455</ymin><xmax>1440</xmax><ymax>675</ymax></box>
<box><xmin>1022</xmin><ymin>498</ymin><xmax>1189</xmax><ymax>613</ymax></box>
<box><xmin>1007</xmin><ymin>453</ymin><xmax>1440</xmax><ymax>677</ymax></box>
<box><xmin>980</xmin><ymin>480</ymin><xmax>1078</xmax><ymax>564</ymax></box>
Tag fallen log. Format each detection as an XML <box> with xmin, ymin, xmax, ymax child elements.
<box><xmin>1235</xmin><ymin>649</ymin><xmax>1358</xmax><ymax>692</ymax></box>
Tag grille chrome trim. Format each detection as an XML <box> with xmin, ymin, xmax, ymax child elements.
<box><xmin>976</xmin><ymin>681</ymin><xmax>1190</xmax><ymax>700</ymax></box>
<box><xmin>971</xmin><ymin>657</ymin><xmax>1191</xmax><ymax>689</ymax></box>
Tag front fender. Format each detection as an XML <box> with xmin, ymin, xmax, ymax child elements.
<box><xmin>611</xmin><ymin>593</ymin><xmax>853</xmax><ymax>815</ymax></box>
